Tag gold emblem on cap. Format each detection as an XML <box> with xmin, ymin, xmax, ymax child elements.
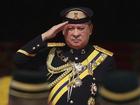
<box><xmin>66</xmin><ymin>10</ymin><xmax>86</xmax><ymax>20</ymax></box>
<box><xmin>74</xmin><ymin>12</ymin><xmax>79</xmax><ymax>19</ymax></box>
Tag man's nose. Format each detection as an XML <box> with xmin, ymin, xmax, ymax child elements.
<box><xmin>73</xmin><ymin>29</ymin><xmax>80</xmax><ymax>38</ymax></box>
<box><xmin>73</xmin><ymin>35</ymin><xmax>80</xmax><ymax>39</ymax></box>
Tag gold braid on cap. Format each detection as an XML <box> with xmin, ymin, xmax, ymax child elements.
<box><xmin>66</xmin><ymin>10</ymin><xmax>86</xmax><ymax>20</ymax></box>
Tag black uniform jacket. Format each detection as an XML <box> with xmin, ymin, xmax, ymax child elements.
<box><xmin>13</xmin><ymin>35</ymin><xmax>116</xmax><ymax>105</ymax></box>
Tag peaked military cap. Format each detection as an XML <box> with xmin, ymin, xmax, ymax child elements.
<box><xmin>60</xmin><ymin>7</ymin><xmax>93</xmax><ymax>23</ymax></box>
<box><xmin>98</xmin><ymin>71</ymin><xmax>140</xmax><ymax>104</ymax></box>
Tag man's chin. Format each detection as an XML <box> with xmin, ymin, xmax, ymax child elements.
<box><xmin>69</xmin><ymin>44</ymin><xmax>84</xmax><ymax>49</ymax></box>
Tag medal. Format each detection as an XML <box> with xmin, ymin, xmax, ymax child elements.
<box><xmin>90</xmin><ymin>83</ymin><xmax>97</xmax><ymax>95</ymax></box>
<box><xmin>73</xmin><ymin>63</ymin><xmax>84</xmax><ymax>73</ymax></box>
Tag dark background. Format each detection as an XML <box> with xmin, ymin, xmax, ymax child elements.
<box><xmin>0</xmin><ymin>0</ymin><xmax>139</xmax><ymax>42</ymax></box>
<box><xmin>0</xmin><ymin>1</ymin><xmax>139</xmax><ymax>104</ymax></box>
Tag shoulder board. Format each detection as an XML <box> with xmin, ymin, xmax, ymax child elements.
<box><xmin>47</xmin><ymin>42</ymin><xmax>65</xmax><ymax>47</ymax></box>
<box><xmin>94</xmin><ymin>45</ymin><xmax>113</xmax><ymax>56</ymax></box>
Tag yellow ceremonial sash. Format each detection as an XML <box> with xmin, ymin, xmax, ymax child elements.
<box><xmin>48</xmin><ymin>50</ymin><xmax>108</xmax><ymax>105</ymax></box>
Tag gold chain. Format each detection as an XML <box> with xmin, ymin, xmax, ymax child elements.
<box><xmin>47</xmin><ymin>48</ymin><xmax>72</xmax><ymax>74</ymax></box>
<box><xmin>45</xmin><ymin>48</ymin><xmax>74</xmax><ymax>89</ymax></box>
<box><xmin>45</xmin><ymin>68</ymin><xmax>72</xmax><ymax>89</ymax></box>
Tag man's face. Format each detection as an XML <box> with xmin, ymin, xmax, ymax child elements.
<box><xmin>63</xmin><ymin>23</ymin><xmax>93</xmax><ymax>49</ymax></box>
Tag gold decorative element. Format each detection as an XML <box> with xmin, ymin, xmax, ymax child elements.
<box><xmin>47</xmin><ymin>42</ymin><xmax>65</xmax><ymax>47</ymax></box>
<box><xmin>46</xmin><ymin>48</ymin><xmax>73</xmax><ymax>89</ymax></box>
<box><xmin>46</xmin><ymin>69</ymin><xmax>72</xmax><ymax>89</ymax></box>
<box><xmin>74</xmin><ymin>12</ymin><xmax>79</xmax><ymax>19</ymax></box>
<box><xmin>81</xmin><ymin>49</ymin><xmax>86</xmax><ymax>54</ymax></box>
<box><xmin>37</xmin><ymin>44</ymin><xmax>40</xmax><ymax>47</ymax></box>
<box><xmin>90</xmin><ymin>83</ymin><xmax>97</xmax><ymax>95</ymax></box>
<box><xmin>87</xmin><ymin>62</ymin><xmax>93</xmax><ymax>75</ymax></box>
<box><xmin>56</xmin><ymin>50</ymin><xmax>69</xmax><ymax>62</ymax></box>
<box><xmin>70</xmin><ymin>100</ymin><xmax>74</xmax><ymax>104</ymax></box>
<box><xmin>32</xmin><ymin>47</ymin><xmax>36</xmax><ymax>50</ymax></box>
<box><xmin>67</xmin><ymin>77</ymin><xmax>82</xmax><ymax>88</ymax></box>
<box><xmin>17</xmin><ymin>49</ymin><xmax>36</xmax><ymax>57</ymax></box>
<box><xmin>47</xmin><ymin>48</ymin><xmax>72</xmax><ymax>74</ymax></box>
<box><xmin>48</xmin><ymin>49</ymin><xmax>108</xmax><ymax>105</ymax></box>
<box><xmin>86</xmin><ymin>53</ymin><xmax>108</xmax><ymax>76</ymax></box>
<box><xmin>88</xmin><ymin>97</ymin><xmax>95</xmax><ymax>105</ymax></box>
<box><xmin>67</xmin><ymin>62</ymin><xmax>84</xmax><ymax>102</ymax></box>
<box><xmin>70</xmin><ymin>49</ymin><xmax>74</xmax><ymax>54</ymax></box>
<box><xmin>94</xmin><ymin>45</ymin><xmax>113</xmax><ymax>56</ymax></box>
<box><xmin>66</xmin><ymin>10</ymin><xmax>86</xmax><ymax>20</ymax></box>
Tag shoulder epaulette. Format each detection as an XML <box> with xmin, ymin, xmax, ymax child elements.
<box><xmin>47</xmin><ymin>42</ymin><xmax>65</xmax><ymax>47</ymax></box>
<box><xmin>94</xmin><ymin>45</ymin><xmax>113</xmax><ymax>56</ymax></box>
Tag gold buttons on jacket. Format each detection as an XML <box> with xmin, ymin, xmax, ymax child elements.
<box><xmin>37</xmin><ymin>44</ymin><xmax>40</xmax><ymax>47</ymax></box>
<box><xmin>75</xmin><ymin>57</ymin><xmax>78</xmax><ymax>60</ymax></box>
<box><xmin>32</xmin><ymin>47</ymin><xmax>36</xmax><ymax>50</ymax></box>
<box><xmin>32</xmin><ymin>44</ymin><xmax>40</xmax><ymax>50</ymax></box>
<box><xmin>70</xmin><ymin>100</ymin><xmax>74</xmax><ymax>104</ymax></box>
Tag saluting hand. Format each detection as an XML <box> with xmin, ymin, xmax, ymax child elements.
<box><xmin>41</xmin><ymin>21</ymin><xmax>68</xmax><ymax>41</ymax></box>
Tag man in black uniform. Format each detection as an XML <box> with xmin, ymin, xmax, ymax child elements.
<box><xmin>11</xmin><ymin>7</ymin><xmax>115</xmax><ymax>105</ymax></box>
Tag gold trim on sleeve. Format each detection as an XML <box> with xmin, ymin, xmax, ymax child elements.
<box><xmin>17</xmin><ymin>49</ymin><xmax>36</xmax><ymax>57</ymax></box>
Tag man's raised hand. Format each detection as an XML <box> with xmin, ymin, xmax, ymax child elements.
<box><xmin>41</xmin><ymin>21</ymin><xmax>68</xmax><ymax>41</ymax></box>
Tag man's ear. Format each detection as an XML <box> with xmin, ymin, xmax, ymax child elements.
<box><xmin>62</xmin><ymin>30</ymin><xmax>65</xmax><ymax>35</ymax></box>
<box><xmin>89</xmin><ymin>24</ymin><xmax>93</xmax><ymax>35</ymax></box>
<box><xmin>63</xmin><ymin>28</ymin><xmax>68</xmax><ymax>35</ymax></box>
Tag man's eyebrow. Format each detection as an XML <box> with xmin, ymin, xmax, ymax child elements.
<box><xmin>67</xmin><ymin>25</ymin><xmax>73</xmax><ymax>27</ymax></box>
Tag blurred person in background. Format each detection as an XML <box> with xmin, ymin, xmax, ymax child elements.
<box><xmin>96</xmin><ymin>70</ymin><xmax>140</xmax><ymax>105</ymax></box>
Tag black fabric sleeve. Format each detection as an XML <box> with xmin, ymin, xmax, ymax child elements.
<box><xmin>13</xmin><ymin>35</ymin><xmax>49</xmax><ymax>70</ymax></box>
<box><xmin>20</xmin><ymin>35</ymin><xmax>47</xmax><ymax>53</ymax></box>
